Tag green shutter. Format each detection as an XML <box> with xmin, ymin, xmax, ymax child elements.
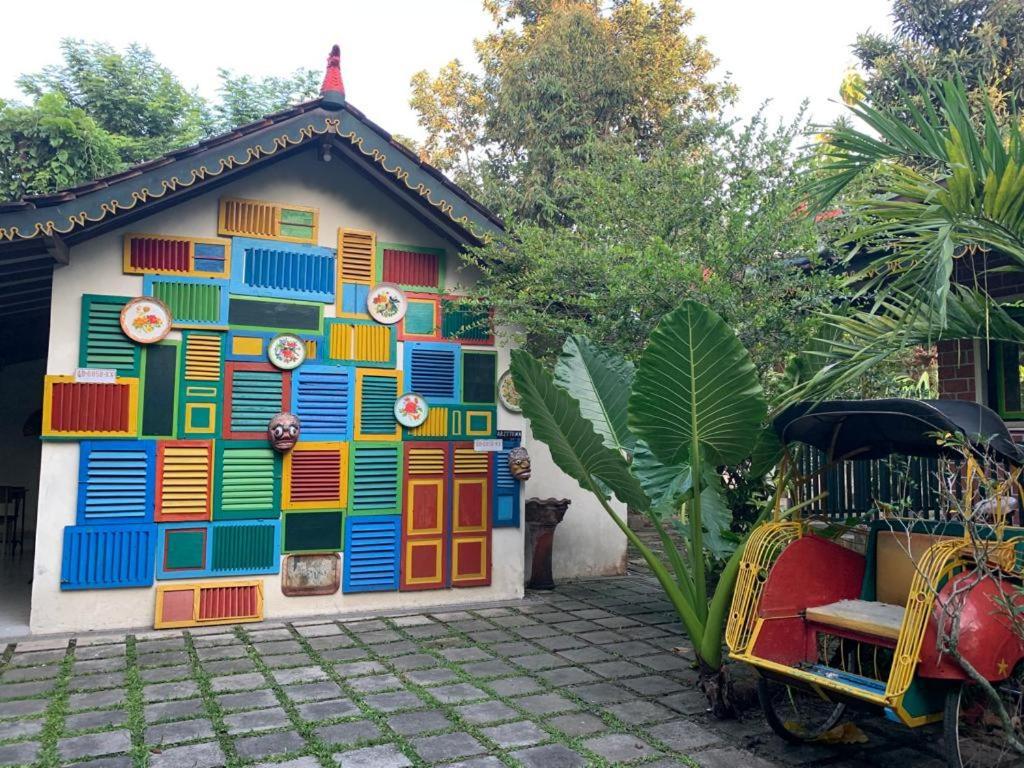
<box><xmin>211</xmin><ymin>522</ymin><xmax>278</xmax><ymax>572</ymax></box>
<box><xmin>80</xmin><ymin>295</ymin><xmax>140</xmax><ymax>376</ymax></box>
<box><xmin>348</xmin><ymin>444</ymin><xmax>401</xmax><ymax>515</ymax></box>
<box><xmin>215</xmin><ymin>442</ymin><xmax>280</xmax><ymax>520</ymax></box>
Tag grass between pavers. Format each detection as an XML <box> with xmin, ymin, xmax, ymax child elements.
<box><xmin>124</xmin><ymin>636</ymin><xmax>151</xmax><ymax>768</ymax></box>
<box><xmin>180</xmin><ymin>630</ymin><xmax>241</xmax><ymax>766</ymax></box>
<box><xmin>32</xmin><ymin>639</ymin><xmax>74</xmax><ymax>768</ymax></box>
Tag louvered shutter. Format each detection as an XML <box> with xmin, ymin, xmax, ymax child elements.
<box><xmin>283</xmin><ymin>442</ymin><xmax>347</xmax><ymax>509</ymax></box>
<box><xmin>292</xmin><ymin>366</ymin><xmax>351</xmax><ymax>440</ymax></box>
<box><xmin>354</xmin><ymin>370</ymin><xmax>401</xmax><ymax>441</ymax></box>
<box><xmin>215</xmin><ymin>441</ymin><xmax>280</xmax><ymax>520</ymax></box>
<box><xmin>224</xmin><ymin>362</ymin><xmax>289</xmax><ymax>440</ymax></box>
<box><xmin>343</xmin><ymin>515</ymin><xmax>400</xmax><ymax>592</ymax></box>
<box><xmin>325</xmin><ymin>320</ymin><xmax>395</xmax><ymax>367</ymax></box>
<box><xmin>380</xmin><ymin>245</ymin><xmax>442</xmax><ymax>290</ymax></box>
<box><xmin>76</xmin><ymin>440</ymin><xmax>155</xmax><ymax>525</ymax></box>
<box><xmin>155</xmin><ymin>580</ymin><xmax>263</xmax><ymax>629</ymax></box>
<box><xmin>229</xmin><ymin>237</ymin><xmax>336</xmax><ymax>302</ymax></box>
<box><xmin>80</xmin><ymin>295</ymin><xmax>140</xmax><ymax>376</ymax></box>
<box><xmin>43</xmin><ymin>376</ymin><xmax>139</xmax><ymax>438</ymax></box>
<box><xmin>404</xmin><ymin>342</ymin><xmax>460</xmax><ymax>404</ymax></box>
<box><xmin>144</xmin><ymin>276</ymin><xmax>229</xmax><ymax>328</ymax></box>
<box><xmin>210</xmin><ymin>521</ymin><xmax>280</xmax><ymax>575</ymax></box>
<box><xmin>123</xmin><ymin>234</ymin><xmax>230</xmax><ymax>278</ymax></box>
<box><xmin>219</xmin><ymin>197</ymin><xmax>318</xmax><ymax>244</ymax></box>
<box><xmin>407</xmin><ymin>406</ymin><xmax>449</xmax><ymax>440</ymax></box>
<box><xmin>61</xmin><ymin>524</ymin><xmax>157</xmax><ymax>590</ymax></box>
<box><xmin>349</xmin><ymin>443</ymin><xmax>401</xmax><ymax>515</ymax></box>
<box><xmin>400</xmin><ymin>443</ymin><xmax>449</xmax><ymax>591</ymax></box>
<box><xmin>155</xmin><ymin>440</ymin><xmax>213</xmax><ymax>522</ymax></box>
<box><xmin>441</xmin><ymin>299</ymin><xmax>493</xmax><ymax>344</ymax></box>
<box><xmin>183</xmin><ymin>333</ymin><xmax>222</xmax><ymax>381</ymax></box>
<box><xmin>451</xmin><ymin>443</ymin><xmax>492</xmax><ymax>587</ymax></box>
<box><xmin>494</xmin><ymin>432</ymin><xmax>522</xmax><ymax>528</ymax></box>
<box><xmin>338</xmin><ymin>228</ymin><xmax>376</xmax><ymax>283</ymax></box>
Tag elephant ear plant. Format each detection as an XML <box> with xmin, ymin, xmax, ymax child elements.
<box><xmin>511</xmin><ymin>301</ymin><xmax>777</xmax><ymax>717</ymax></box>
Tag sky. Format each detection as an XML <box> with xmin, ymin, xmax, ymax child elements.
<box><xmin>0</xmin><ymin>0</ymin><xmax>895</xmax><ymax>138</ymax></box>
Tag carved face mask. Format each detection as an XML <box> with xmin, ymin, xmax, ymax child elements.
<box><xmin>268</xmin><ymin>412</ymin><xmax>301</xmax><ymax>452</ymax></box>
<box><xmin>508</xmin><ymin>446</ymin><xmax>531</xmax><ymax>481</ymax></box>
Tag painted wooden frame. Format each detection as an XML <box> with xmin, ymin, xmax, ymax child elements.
<box><xmin>398</xmin><ymin>293</ymin><xmax>442</xmax><ymax>342</ymax></box>
<box><xmin>282</xmin><ymin>441</ymin><xmax>349</xmax><ymax>510</ymax></box>
<box><xmin>225</xmin><ymin>330</ymin><xmax>322</xmax><ymax>364</ymax></box>
<box><xmin>440</xmin><ymin>296</ymin><xmax>495</xmax><ymax>346</ymax></box>
<box><xmin>154</xmin><ymin>440</ymin><xmax>214</xmax><ymax>523</ymax></box>
<box><xmin>228</xmin><ymin>237</ymin><xmax>336</xmax><ymax>303</ymax></box>
<box><xmin>354</xmin><ymin>369</ymin><xmax>403</xmax><ymax>441</ymax></box>
<box><xmin>336</xmin><ymin>227</ymin><xmax>376</xmax><ymax>319</ymax></box>
<box><xmin>376</xmin><ymin>241</ymin><xmax>445</xmax><ymax>293</ymax></box>
<box><xmin>343</xmin><ymin>515</ymin><xmax>400</xmax><ymax>593</ymax></box>
<box><xmin>348</xmin><ymin>442</ymin><xmax>402</xmax><ymax>516</ymax></box>
<box><xmin>291</xmin><ymin>365</ymin><xmax>354</xmax><ymax>441</ymax></box>
<box><xmin>461</xmin><ymin>349</ymin><xmax>498</xmax><ymax>405</ymax></box>
<box><xmin>226</xmin><ymin>296</ymin><xmax>325</xmax><ymax>335</ymax></box>
<box><xmin>401</xmin><ymin>442</ymin><xmax>450</xmax><ymax>591</ymax></box>
<box><xmin>123</xmin><ymin>233</ymin><xmax>231</xmax><ymax>278</ymax></box>
<box><xmin>138</xmin><ymin>340</ymin><xmax>181</xmax><ymax>439</ymax></box>
<box><xmin>222</xmin><ymin>361</ymin><xmax>291</xmax><ymax>440</ymax></box>
<box><xmin>42</xmin><ymin>375</ymin><xmax>140</xmax><ymax>439</ymax></box>
<box><xmin>76</xmin><ymin>440</ymin><xmax>156</xmax><ymax>525</ymax></box>
<box><xmin>323</xmin><ymin>318</ymin><xmax>396</xmax><ymax>368</ymax></box>
<box><xmin>218</xmin><ymin>197</ymin><xmax>319</xmax><ymax>245</ymax></box>
<box><xmin>493</xmin><ymin>431</ymin><xmax>522</xmax><ymax>528</ymax></box>
<box><xmin>156</xmin><ymin>520</ymin><xmax>281</xmax><ymax>579</ymax></box>
<box><xmin>448</xmin><ymin>406</ymin><xmax>496</xmax><ymax>439</ymax></box>
<box><xmin>142</xmin><ymin>276</ymin><xmax>231</xmax><ymax>329</ymax></box>
<box><xmin>79</xmin><ymin>294</ymin><xmax>141</xmax><ymax>376</ymax></box>
<box><xmin>402</xmin><ymin>342</ymin><xmax>461</xmax><ymax>406</ymax></box>
<box><xmin>404</xmin><ymin>405</ymin><xmax>450</xmax><ymax>441</ymax></box>
<box><xmin>61</xmin><ymin>524</ymin><xmax>157</xmax><ymax>590</ymax></box>
<box><xmin>213</xmin><ymin>440</ymin><xmax>282</xmax><ymax>520</ymax></box>
<box><xmin>451</xmin><ymin>442</ymin><xmax>492</xmax><ymax>587</ymax></box>
<box><xmin>282</xmin><ymin>510</ymin><xmax>344</xmax><ymax>554</ymax></box>
<box><xmin>154</xmin><ymin>580</ymin><xmax>264</xmax><ymax>629</ymax></box>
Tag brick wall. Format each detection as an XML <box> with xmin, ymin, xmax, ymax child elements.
<box><xmin>937</xmin><ymin>339</ymin><xmax>977</xmax><ymax>401</ymax></box>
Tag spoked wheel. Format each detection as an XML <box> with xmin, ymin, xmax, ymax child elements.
<box><xmin>758</xmin><ymin>675</ymin><xmax>847</xmax><ymax>743</ymax></box>
<box><xmin>944</xmin><ymin>664</ymin><xmax>1024</xmax><ymax>768</ymax></box>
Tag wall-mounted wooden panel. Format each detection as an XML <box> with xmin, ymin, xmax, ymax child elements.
<box><xmin>214</xmin><ymin>441</ymin><xmax>280</xmax><ymax>520</ymax></box>
<box><xmin>124</xmin><ymin>234</ymin><xmax>230</xmax><ymax>278</ymax></box>
<box><xmin>223</xmin><ymin>362</ymin><xmax>289</xmax><ymax>440</ymax></box>
<box><xmin>157</xmin><ymin>520</ymin><xmax>279</xmax><ymax>578</ymax></box>
<box><xmin>154</xmin><ymin>580</ymin><xmax>263</xmax><ymax>629</ymax></box>
<box><xmin>404</xmin><ymin>342</ymin><xmax>460</xmax><ymax>404</ymax></box>
<box><xmin>441</xmin><ymin>298</ymin><xmax>493</xmax><ymax>345</ymax></box>
<box><xmin>461</xmin><ymin>350</ymin><xmax>497</xmax><ymax>405</ymax></box>
<box><xmin>227</xmin><ymin>297</ymin><xmax>324</xmax><ymax>334</ymax></box>
<box><xmin>183</xmin><ymin>333</ymin><xmax>223</xmax><ymax>382</ymax></box>
<box><xmin>80</xmin><ymin>294</ymin><xmax>140</xmax><ymax>376</ymax></box>
<box><xmin>451</xmin><ymin>443</ymin><xmax>492</xmax><ymax>587</ymax></box>
<box><xmin>338</xmin><ymin>228</ymin><xmax>376</xmax><ymax>284</ymax></box>
<box><xmin>229</xmin><ymin>237</ymin><xmax>336</xmax><ymax>303</ymax></box>
<box><xmin>76</xmin><ymin>440</ymin><xmax>155</xmax><ymax>525</ymax></box>
<box><xmin>61</xmin><ymin>524</ymin><xmax>157</xmax><ymax>590</ymax></box>
<box><xmin>378</xmin><ymin>243</ymin><xmax>443</xmax><ymax>292</ymax></box>
<box><xmin>348</xmin><ymin>443</ymin><xmax>401</xmax><ymax>515</ymax></box>
<box><xmin>143</xmin><ymin>276</ymin><xmax>230</xmax><ymax>329</ymax></box>
<box><xmin>354</xmin><ymin>369</ymin><xmax>402</xmax><ymax>441</ymax></box>
<box><xmin>140</xmin><ymin>342</ymin><xmax>180</xmax><ymax>438</ymax></box>
<box><xmin>219</xmin><ymin>197</ymin><xmax>318</xmax><ymax>244</ymax></box>
<box><xmin>283</xmin><ymin>510</ymin><xmax>343</xmax><ymax>553</ymax></box>
<box><xmin>401</xmin><ymin>442</ymin><xmax>448</xmax><ymax>591</ymax></box>
<box><xmin>343</xmin><ymin>515</ymin><xmax>400</xmax><ymax>593</ymax></box>
<box><xmin>324</xmin><ymin>319</ymin><xmax>395</xmax><ymax>368</ymax></box>
<box><xmin>155</xmin><ymin>440</ymin><xmax>213</xmax><ymax>523</ymax></box>
<box><xmin>43</xmin><ymin>376</ymin><xmax>139</xmax><ymax>438</ymax></box>
<box><xmin>282</xmin><ymin>441</ymin><xmax>347</xmax><ymax>510</ymax></box>
<box><xmin>291</xmin><ymin>366</ymin><xmax>351</xmax><ymax>441</ymax></box>
<box><xmin>494</xmin><ymin>431</ymin><xmax>522</xmax><ymax>528</ymax></box>
<box><xmin>398</xmin><ymin>294</ymin><xmax>441</xmax><ymax>342</ymax></box>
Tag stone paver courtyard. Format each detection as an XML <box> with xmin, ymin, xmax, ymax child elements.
<box><xmin>0</xmin><ymin>573</ymin><xmax>946</xmax><ymax>767</ymax></box>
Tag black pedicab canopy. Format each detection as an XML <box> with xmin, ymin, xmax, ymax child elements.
<box><xmin>773</xmin><ymin>399</ymin><xmax>1024</xmax><ymax>466</ymax></box>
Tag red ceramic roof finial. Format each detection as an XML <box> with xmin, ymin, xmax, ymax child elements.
<box><xmin>321</xmin><ymin>44</ymin><xmax>346</xmax><ymax>105</ymax></box>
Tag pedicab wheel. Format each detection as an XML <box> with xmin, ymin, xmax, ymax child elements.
<box><xmin>757</xmin><ymin>676</ymin><xmax>847</xmax><ymax>744</ymax></box>
<box><xmin>943</xmin><ymin>664</ymin><xmax>1024</xmax><ymax>768</ymax></box>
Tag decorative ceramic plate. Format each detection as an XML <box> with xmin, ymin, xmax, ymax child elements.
<box><xmin>498</xmin><ymin>370</ymin><xmax>522</xmax><ymax>413</ymax></box>
<box><xmin>120</xmin><ymin>296</ymin><xmax>172</xmax><ymax>344</ymax></box>
<box><xmin>367</xmin><ymin>283</ymin><xmax>407</xmax><ymax>325</ymax></box>
<box><xmin>267</xmin><ymin>334</ymin><xmax>306</xmax><ymax>370</ymax></box>
<box><xmin>394</xmin><ymin>392</ymin><xmax>429</xmax><ymax>428</ymax></box>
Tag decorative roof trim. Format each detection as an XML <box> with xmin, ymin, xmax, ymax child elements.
<box><xmin>0</xmin><ymin>109</ymin><xmax>498</xmax><ymax>246</ymax></box>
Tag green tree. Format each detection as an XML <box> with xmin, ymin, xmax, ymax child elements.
<box><xmin>211</xmin><ymin>67</ymin><xmax>320</xmax><ymax>133</ymax></box>
<box><xmin>18</xmin><ymin>39</ymin><xmax>206</xmax><ymax>165</ymax></box>
<box><xmin>0</xmin><ymin>93</ymin><xmax>120</xmax><ymax>200</ymax></box>
<box><xmin>852</xmin><ymin>0</ymin><xmax>1024</xmax><ymax>117</ymax></box>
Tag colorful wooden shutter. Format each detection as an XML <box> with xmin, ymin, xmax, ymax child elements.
<box><xmin>494</xmin><ymin>431</ymin><xmax>522</xmax><ymax>528</ymax></box>
<box><xmin>183</xmin><ymin>332</ymin><xmax>222</xmax><ymax>381</ymax></box>
<box><xmin>155</xmin><ymin>580</ymin><xmax>263</xmax><ymax>629</ymax></box>
<box><xmin>156</xmin><ymin>523</ymin><xmax>210</xmax><ymax>578</ymax></box>
<box><xmin>43</xmin><ymin>376</ymin><xmax>139</xmax><ymax>438</ymax></box>
<box><xmin>343</xmin><ymin>515</ymin><xmax>400</xmax><ymax>593</ymax></box>
<box><xmin>292</xmin><ymin>366</ymin><xmax>351</xmax><ymax>440</ymax></box>
<box><xmin>123</xmin><ymin>234</ymin><xmax>230</xmax><ymax>278</ymax></box>
<box><xmin>404</xmin><ymin>342</ymin><xmax>460</xmax><ymax>404</ymax></box>
<box><xmin>338</xmin><ymin>228</ymin><xmax>376</xmax><ymax>283</ymax></box>
<box><xmin>229</xmin><ymin>237</ymin><xmax>336</xmax><ymax>303</ymax></box>
<box><xmin>80</xmin><ymin>295</ymin><xmax>140</xmax><ymax>376</ymax></box>
<box><xmin>400</xmin><ymin>442</ymin><xmax>449</xmax><ymax>591</ymax></box>
<box><xmin>398</xmin><ymin>294</ymin><xmax>441</xmax><ymax>342</ymax></box>
<box><xmin>210</xmin><ymin>521</ymin><xmax>280</xmax><ymax>575</ymax></box>
<box><xmin>349</xmin><ymin>443</ymin><xmax>401</xmax><ymax>515</ymax></box>
<box><xmin>325</xmin><ymin>319</ymin><xmax>395</xmax><ymax>367</ymax></box>
<box><xmin>226</xmin><ymin>331</ymin><xmax>320</xmax><ymax>363</ymax></box>
<box><xmin>179</xmin><ymin>333</ymin><xmax>223</xmax><ymax>439</ymax></box>
<box><xmin>227</xmin><ymin>297</ymin><xmax>324</xmax><ymax>333</ymax></box>
<box><xmin>462</xmin><ymin>350</ymin><xmax>497</xmax><ymax>404</ymax></box>
<box><xmin>441</xmin><ymin>298</ymin><xmax>493</xmax><ymax>345</ymax></box>
<box><xmin>140</xmin><ymin>342</ymin><xmax>180</xmax><ymax>438</ymax></box>
<box><xmin>143</xmin><ymin>276</ymin><xmax>229</xmax><ymax>328</ymax></box>
<box><xmin>406</xmin><ymin>406</ymin><xmax>449</xmax><ymax>440</ymax></box>
<box><xmin>61</xmin><ymin>524</ymin><xmax>156</xmax><ymax>590</ymax></box>
<box><xmin>155</xmin><ymin>440</ymin><xmax>213</xmax><ymax>522</ymax></box>
<box><xmin>379</xmin><ymin>244</ymin><xmax>443</xmax><ymax>291</ymax></box>
<box><xmin>283</xmin><ymin>442</ymin><xmax>348</xmax><ymax>510</ymax></box>
<box><xmin>214</xmin><ymin>441</ymin><xmax>280</xmax><ymax>520</ymax></box>
<box><xmin>223</xmin><ymin>362</ymin><xmax>289</xmax><ymax>440</ymax></box>
<box><xmin>449</xmin><ymin>406</ymin><xmax>496</xmax><ymax>439</ymax></box>
<box><xmin>337</xmin><ymin>283</ymin><xmax>371</xmax><ymax>319</ymax></box>
<box><xmin>283</xmin><ymin>511</ymin><xmax>343</xmax><ymax>553</ymax></box>
<box><xmin>219</xmin><ymin>197</ymin><xmax>318</xmax><ymax>244</ymax></box>
<box><xmin>451</xmin><ymin>443</ymin><xmax>492</xmax><ymax>587</ymax></box>
<box><xmin>354</xmin><ymin>370</ymin><xmax>402</xmax><ymax>441</ymax></box>
<box><xmin>76</xmin><ymin>440</ymin><xmax>155</xmax><ymax>525</ymax></box>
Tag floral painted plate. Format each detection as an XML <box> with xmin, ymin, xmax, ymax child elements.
<box><xmin>267</xmin><ymin>334</ymin><xmax>306</xmax><ymax>370</ymax></box>
<box><xmin>367</xmin><ymin>283</ymin><xmax>407</xmax><ymax>325</ymax></box>
<box><xmin>498</xmin><ymin>370</ymin><xmax>522</xmax><ymax>413</ymax></box>
<box><xmin>394</xmin><ymin>392</ymin><xmax>429</xmax><ymax>428</ymax></box>
<box><xmin>120</xmin><ymin>296</ymin><xmax>172</xmax><ymax>344</ymax></box>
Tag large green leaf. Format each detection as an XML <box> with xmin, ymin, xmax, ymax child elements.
<box><xmin>554</xmin><ymin>335</ymin><xmax>636</xmax><ymax>454</ymax></box>
<box><xmin>629</xmin><ymin>300</ymin><xmax>766</xmax><ymax>467</ymax></box>
<box><xmin>510</xmin><ymin>350</ymin><xmax>648</xmax><ymax>510</ymax></box>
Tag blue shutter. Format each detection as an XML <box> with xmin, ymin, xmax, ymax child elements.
<box><xmin>404</xmin><ymin>342</ymin><xmax>460</xmax><ymax>403</ymax></box>
<box><xmin>61</xmin><ymin>524</ymin><xmax>157</xmax><ymax>590</ymax></box>
<box><xmin>76</xmin><ymin>441</ymin><xmax>156</xmax><ymax>525</ymax></box>
<box><xmin>340</xmin><ymin>283</ymin><xmax>370</xmax><ymax>317</ymax></box>
<box><xmin>349</xmin><ymin>444</ymin><xmax>400</xmax><ymax>514</ymax></box>
<box><xmin>343</xmin><ymin>515</ymin><xmax>400</xmax><ymax>592</ymax></box>
<box><xmin>230</xmin><ymin>237</ymin><xmax>336</xmax><ymax>303</ymax></box>
<box><xmin>494</xmin><ymin>432</ymin><xmax>522</xmax><ymax>528</ymax></box>
<box><xmin>293</xmin><ymin>366</ymin><xmax>352</xmax><ymax>440</ymax></box>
